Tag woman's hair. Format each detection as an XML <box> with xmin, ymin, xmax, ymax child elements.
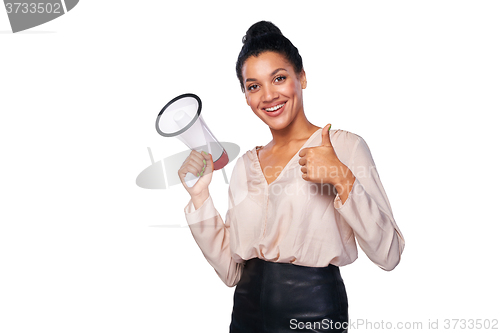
<box><xmin>236</xmin><ymin>21</ymin><xmax>303</xmax><ymax>92</ymax></box>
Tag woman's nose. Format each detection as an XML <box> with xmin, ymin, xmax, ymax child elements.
<box><xmin>262</xmin><ymin>85</ymin><xmax>278</xmax><ymax>102</ymax></box>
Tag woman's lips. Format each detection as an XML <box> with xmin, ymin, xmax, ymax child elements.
<box><xmin>263</xmin><ymin>102</ymin><xmax>286</xmax><ymax>117</ymax></box>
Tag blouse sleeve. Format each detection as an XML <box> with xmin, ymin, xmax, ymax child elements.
<box><xmin>334</xmin><ymin>135</ymin><xmax>405</xmax><ymax>271</ymax></box>
<box><xmin>183</xmin><ymin>161</ymin><xmax>244</xmax><ymax>287</ymax></box>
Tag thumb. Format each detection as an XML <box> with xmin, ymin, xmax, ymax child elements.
<box><xmin>321</xmin><ymin>124</ymin><xmax>332</xmax><ymax>147</ymax></box>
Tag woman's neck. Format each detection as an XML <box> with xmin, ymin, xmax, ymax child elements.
<box><xmin>268</xmin><ymin>112</ymin><xmax>321</xmax><ymax>148</ymax></box>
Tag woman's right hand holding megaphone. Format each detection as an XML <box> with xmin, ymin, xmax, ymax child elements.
<box><xmin>178</xmin><ymin>150</ymin><xmax>213</xmax><ymax>209</ymax></box>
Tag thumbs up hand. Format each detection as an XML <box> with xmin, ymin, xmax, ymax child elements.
<box><xmin>298</xmin><ymin>124</ymin><xmax>356</xmax><ymax>201</ymax></box>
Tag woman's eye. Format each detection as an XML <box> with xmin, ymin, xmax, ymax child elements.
<box><xmin>247</xmin><ymin>84</ymin><xmax>258</xmax><ymax>91</ymax></box>
<box><xmin>274</xmin><ymin>75</ymin><xmax>286</xmax><ymax>83</ymax></box>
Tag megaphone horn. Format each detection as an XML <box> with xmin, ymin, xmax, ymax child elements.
<box><xmin>155</xmin><ymin>93</ymin><xmax>229</xmax><ymax>187</ymax></box>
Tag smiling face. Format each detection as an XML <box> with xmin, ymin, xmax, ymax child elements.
<box><xmin>241</xmin><ymin>51</ymin><xmax>307</xmax><ymax>131</ymax></box>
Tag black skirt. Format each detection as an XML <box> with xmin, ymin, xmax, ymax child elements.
<box><xmin>230</xmin><ymin>258</ymin><xmax>348</xmax><ymax>333</ymax></box>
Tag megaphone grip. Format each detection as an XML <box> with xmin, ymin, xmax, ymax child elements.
<box><xmin>184</xmin><ymin>172</ymin><xmax>200</xmax><ymax>188</ymax></box>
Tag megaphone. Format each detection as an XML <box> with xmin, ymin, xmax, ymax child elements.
<box><xmin>156</xmin><ymin>93</ymin><xmax>229</xmax><ymax>187</ymax></box>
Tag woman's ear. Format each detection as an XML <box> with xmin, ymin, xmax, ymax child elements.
<box><xmin>300</xmin><ymin>69</ymin><xmax>307</xmax><ymax>89</ymax></box>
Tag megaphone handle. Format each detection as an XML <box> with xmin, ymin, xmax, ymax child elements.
<box><xmin>184</xmin><ymin>172</ymin><xmax>200</xmax><ymax>188</ymax></box>
<box><xmin>184</xmin><ymin>147</ymin><xmax>206</xmax><ymax>187</ymax></box>
<box><xmin>183</xmin><ymin>143</ymin><xmax>214</xmax><ymax>187</ymax></box>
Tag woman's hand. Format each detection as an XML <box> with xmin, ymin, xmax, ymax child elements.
<box><xmin>298</xmin><ymin>124</ymin><xmax>356</xmax><ymax>203</ymax></box>
<box><xmin>178</xmin><ymin>150</ymin><xmax>214</xmax><ymax>205</ymax></box>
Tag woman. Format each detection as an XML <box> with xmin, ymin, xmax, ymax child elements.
<box><xmin>179</xmin><ymin>21</ymin><xmax>404</xmax><ymax>333</ymax></box>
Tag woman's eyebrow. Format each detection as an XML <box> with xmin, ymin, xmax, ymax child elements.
<box><xmin>271</xmin><ymin>68</ymin><xmax>288</xmax><ymax>76</ymax></box>
<box><xmin>245</xmin><ymin>68</ymin><xmax>289</xmax><ymax>83</ymax></box>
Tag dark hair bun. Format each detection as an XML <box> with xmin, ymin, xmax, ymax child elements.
<box><xmin>242</xmin><ymin>21</ymin><xmax>282</xmax><ymax>44</ymax></box>
<box><xmin>236</xmin><ymin>20</ymin><xmax>303</xmax><ymax>92</ymax></box>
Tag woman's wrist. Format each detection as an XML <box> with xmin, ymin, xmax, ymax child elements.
<box><xmin>330</xmin><ymin>167</ymin><xmax>356</xmax><ymax>204</ymax></box>
<box><xmin>191</xmin><ymin>189</ymin><xmax>210</xmax><ymax>210</ymax></box>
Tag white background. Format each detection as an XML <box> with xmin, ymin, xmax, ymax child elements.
<box><xmin>1</xmin><ymin>1</ymin><xmax>499</xmax><ymax>332</ymax></box>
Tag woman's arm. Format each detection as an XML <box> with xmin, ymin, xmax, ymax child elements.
<box><xmin>181</xmin><ymin>154</ymin><xmax>244</xmax><ymax>287</ymax></box>
<box><xmin>298</xmin><ymin>127</ymin><xmax>403</xmax><ymax>270</ymax></box>
<box><xmin>334</xmin><ymin>134</ymin><xmax>404</xmax><ymax>271</ymax></box>
<box><xmin>184</xmin><ymin>193</ymin><xmax>244</xmax><ymax>287</ymax></box>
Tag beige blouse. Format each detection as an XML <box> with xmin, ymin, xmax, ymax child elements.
<box><xmin>184</xmin><ymin>129</ymin><xmax>404</xmax><ymax>287</ymax></box>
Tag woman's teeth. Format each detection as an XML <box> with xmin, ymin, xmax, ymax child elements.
<box><xmin>265</xmin><ymin>103</ymin><xmax>285</xmax><ymax>112</ymax></box>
